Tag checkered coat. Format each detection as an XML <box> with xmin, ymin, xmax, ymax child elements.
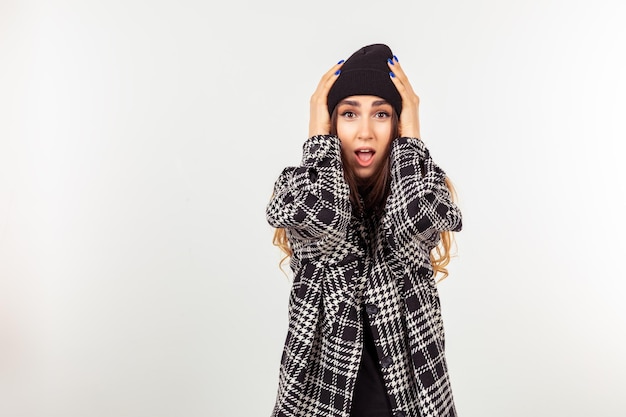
<box><xmin>266</xmin><ymin>135</ymin><xmax>462</xmax><ymax>417</ymax></box>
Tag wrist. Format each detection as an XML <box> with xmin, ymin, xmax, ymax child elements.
<box><xmin>308</xmin><ymin>124</ymin><xmax>331</xmax><ymax>137</ymax></box>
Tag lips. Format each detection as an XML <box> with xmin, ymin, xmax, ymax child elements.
<box><xmin>354</xmin><ymin>148</ymin><xmax>375</xmax><ymax>167</ymax></box>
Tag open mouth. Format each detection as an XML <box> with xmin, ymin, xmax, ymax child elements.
<box><xmin>355</xmin><ymin>149</ymin><xmax>375</xmax><ymax>167</ymax></box>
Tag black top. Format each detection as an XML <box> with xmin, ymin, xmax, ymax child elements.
<box><xmin>350</xmin><ymin>313</ymin><xmax>394</xmax><ymax>417</ymax></box>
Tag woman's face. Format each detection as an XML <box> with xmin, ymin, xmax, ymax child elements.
<box><xmin>335</xmin><ymin>95</ymin><xmax>394</xmax><ymax>181</ymax></box>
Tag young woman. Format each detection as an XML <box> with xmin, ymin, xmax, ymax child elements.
<box><xmin>267</xmin><ymin>44</ymin><xmax>463</xmax><ymax>417</ymax></box>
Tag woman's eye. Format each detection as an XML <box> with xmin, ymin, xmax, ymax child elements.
<box><xmin>374</xmin><ymin>111</ymin><xmax>390</xmax><ymax>118</ymax></box>
<box><xmin>341</xmin><ymin>111</ymin><xmax>356</xmax><ymax>118</ymax></box>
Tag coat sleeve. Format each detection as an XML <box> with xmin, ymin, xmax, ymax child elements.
<box><xmin>266</xmin><ymin>135</ymin><xmax>351</xmax><ymax>257</ymax></box>
<box><xmin>384</xmin><ymin>137</ymin><xmax>462</xmax><ymax>250</ymax></box>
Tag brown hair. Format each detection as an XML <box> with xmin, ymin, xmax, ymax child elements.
<box><xmin>272</xmin><ymin>108</ymin><xmax>458</xmax><ymax>281</ymax></box>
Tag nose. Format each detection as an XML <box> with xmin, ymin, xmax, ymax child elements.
<box><xmin>357</xmin><ymin>118</ymin><xmax>373</xmax><ymax>140</ymax></box>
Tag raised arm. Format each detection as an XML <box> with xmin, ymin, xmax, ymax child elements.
<box><xmin>266</xmin><ymin>61</ymin><xmax>351</xmax><ymax>256</ymax></box>
<box><xmin>383</xmin><ymin>56</ymin><xmax>462</xmax><ymax>249</ymax></box>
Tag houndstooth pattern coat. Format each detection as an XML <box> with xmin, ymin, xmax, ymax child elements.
<box><xmin>266</xmin><ymin>135</ymin><xmax>462</xmax><ymax>417</ymax></box>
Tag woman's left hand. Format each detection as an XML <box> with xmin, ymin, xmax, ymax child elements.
<box><xmin>388</xmin><ymin>57</ymin><xmax>421</xmax><ymax>139</ymax></box>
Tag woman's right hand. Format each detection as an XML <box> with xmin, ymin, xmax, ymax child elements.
<box><xmin>308</xmin><ymin>61</ymin><xmax>344</xmax><ymax>137</ymax></box>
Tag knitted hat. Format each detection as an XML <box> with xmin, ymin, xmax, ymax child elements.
<box><xmin>327</xmin><ymin>43</ymin><xmax>402</xmax><ymax>116</ymax></box>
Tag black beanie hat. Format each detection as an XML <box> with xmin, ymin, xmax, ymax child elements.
<box><xmin>327</xmin><ymin>43</ymin><xmax>402</xmax><ymax>116</ymax></box>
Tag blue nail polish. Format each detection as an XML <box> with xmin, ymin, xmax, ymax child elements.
<box><xmin>389</xmin><ymin>71</ymin><xmax>395</xmax><ymax>78</ymax></box>
<box><xmin>387</xmin><ymin>58</ymin><xmax>394</xmax><ymax>65</ymax></box>
<box><xmin>335</xmin><ymin>69</ymin><xmax>341</xmax><ymax>75</ymax></box>
<box><xmin>337</xmin><ymin>59</ymin><xmax>345</xmax><ymax>64</ymax></box>
<box><xmin>393</xmin><ymin>55</ymin><xmax>399</xmax><ymax>62</ymax></box>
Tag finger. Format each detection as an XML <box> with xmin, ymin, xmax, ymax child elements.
<box><xmin>314</xmin><ymin>60</ymin><xmax>345</xmax><ymax>96</ymax></box>
<box><xmin>388</xmin><ymin>61</ymin><xmax>420</xmax><ymax>110</ymax></box>
<box><xmin>388</xmin><ymin>69</ymin><xmax>412</xmax><ymax>105</ymax></box>
<box><xmin>388</xmin><ymin>60</ymin><xmax>417</xmax><ymax>97</ymax></box>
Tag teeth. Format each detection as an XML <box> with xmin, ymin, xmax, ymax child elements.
<box><xmin>358</xmin><ymin>150</ymin><xmax>372</xmax><ymax>153</ymax></box>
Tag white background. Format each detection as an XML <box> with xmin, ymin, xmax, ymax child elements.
<box><xmin>1</xmin><ymin>0</ymin><xmax>625</xmax><ymax>416</ymax></box>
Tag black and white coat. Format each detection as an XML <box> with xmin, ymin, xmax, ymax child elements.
<box><xmin>266</xmin><ymin>135</ymin><xmax>462</xmax><ymax>417</ymax></box>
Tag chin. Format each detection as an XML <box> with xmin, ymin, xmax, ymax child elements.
<box><xmin>355</xmin><ymin>171</ymin><xmax>374</xmax><ymax>182</ymax></box>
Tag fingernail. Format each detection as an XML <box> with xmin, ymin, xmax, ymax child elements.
<box><xmin>335</xmin><ymin>69</ymin><xmax>341</xmax><ymax>75</ymax></box>
<box><xmin>393</xmin><ymin>55</ymin><xmax>399</xmax><ymax>62</ymax></box>
<box><xmin>337</xmin><ymin>59</ymin><xmax>345</xmax><ymax>64</ymax></box>
<box><xmin>387</xmin><ymin>58</ymin><xmax>394</xmax><ymax>66</ymax></box>
<box><xmin>389</xmin><ymin>71</ymin><xmax>395</xmax><ymax>78</ymax></box>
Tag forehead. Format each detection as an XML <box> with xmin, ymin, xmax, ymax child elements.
<box><xmin>339</xmin><ymin>95</ymin><xmax>390</xmax><ymax>106</ymax></box>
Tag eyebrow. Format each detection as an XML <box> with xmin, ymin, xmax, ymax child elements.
<box><xmin>338</xmin><ymin>99</ymin><xmax>390</xmax><ymax>107</ymax></box>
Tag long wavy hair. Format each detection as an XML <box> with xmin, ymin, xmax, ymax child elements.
<box><xmin>272</xmin><ymin>107</ymin><xmax>458</xmax><ymax>281</ymax></box>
